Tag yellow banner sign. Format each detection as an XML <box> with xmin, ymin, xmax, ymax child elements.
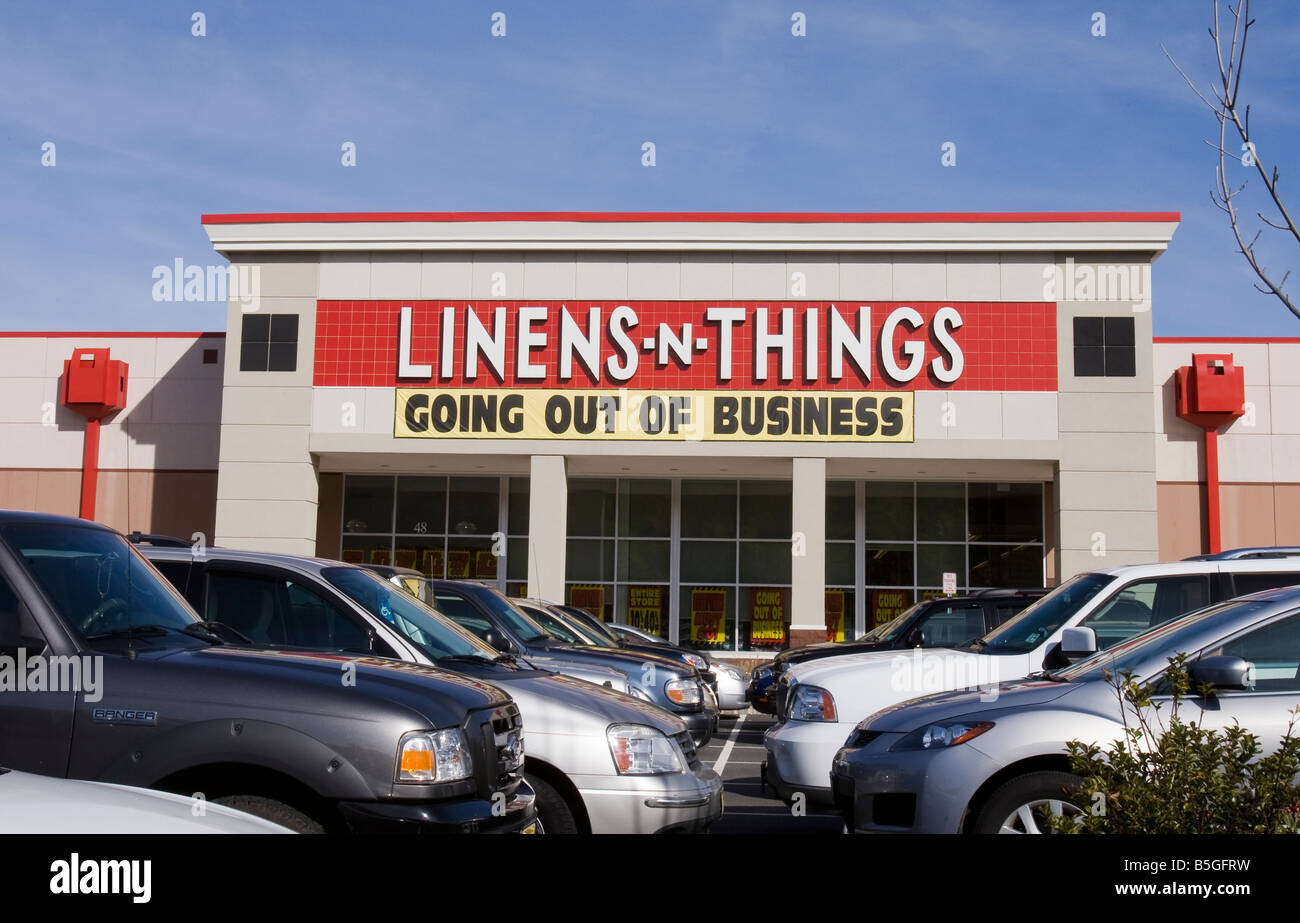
<box><xmin>627</xmin><ymin>585</ymin><xmax>665</xmax><ymax>637</ymax></box>
<box><xmin>690</xmin><ymin>588</ymin><xmax>727</xmax><ymax>645</ymax></box>
<box><xmin>395</xmin><ymin>389</ymin><xmax>912</xmax><ymax>442</ymax></box>
<box><xmin>825</xmin><ymin>589</ymin><xmax>846</xmax><ymax>643</ymax></box>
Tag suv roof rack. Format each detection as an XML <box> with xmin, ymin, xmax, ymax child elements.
<box><xmin>126</xmin><ymin>531</ymin><xmax>191</xmax><ymax>548</ymax></box>
<box><xmin>1183</xmin><ymin>547</ymin><xmax>1300</xmax><ymax>561</ymax></box>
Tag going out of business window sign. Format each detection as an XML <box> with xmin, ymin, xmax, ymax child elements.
<box><xmin>311</xmin><ymin>300</ymin><xmax>1057</xmax><ymax>442</ymax></box>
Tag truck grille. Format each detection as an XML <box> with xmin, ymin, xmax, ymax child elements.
<box><xmin>470</xmin><ymin>703</ymin><xmax>524</xmax><ymax>799</ymax></box>
<box><xmin>674</xmin><ymin>731</ymin><xmax>703</xmax><ymax>771</ymax></box>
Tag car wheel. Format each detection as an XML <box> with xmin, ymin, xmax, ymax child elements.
<box><xmin>213</xmin><ymin>795</ymin><xmax>325</xmax><ymax>834</ymax></box>
<box><xmin>524</xmin><ymin>773</ymin><xmax>579</xmax><ymax>834</ymax></box>
<box><xmin>973</xmin><ymin>771</ymin><xmax>1083</xmax><ymax>834</ymax></box>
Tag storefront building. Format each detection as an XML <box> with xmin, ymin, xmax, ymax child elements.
<box><xmin>5</xmin><ymin>212</ymin><xmax>1297</xmax><ymax>660</ymax></box>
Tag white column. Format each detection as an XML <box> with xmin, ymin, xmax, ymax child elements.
<box><xmin>789</xmin><ymin>457</ymin><xmax>827</xmax><ymax>636</ymax></box>
<box><xmin>527</xmin><ymin>455</ymin><xmax>568</xmax><ymax>602</ymax></box>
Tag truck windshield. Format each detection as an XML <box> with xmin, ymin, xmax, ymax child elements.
<box><xmin>864</xmin><ymin>603</ymin><xmax>926</xmax><ymax>642</ymax></box>
<box><xmin>976</xmin><ymin>573</ymin><xmax>1116</xmax><ymax>654</ymax></box>
<box><xmin>322</xmin><ymin>568</ymin><xmax>498</xmax><ymax>662</ymax></box>
<box><xmin>0</xmin><ymin>522</ymin><xmax>201</xmax><ymax>642</ymax></box>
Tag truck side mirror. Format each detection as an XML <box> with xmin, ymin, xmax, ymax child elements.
<box><xmin>1189</xmin><ymin>655</ymin><xmax>1254</xmax><ymax>692</ymax></box>
<box><xmin>1059</xmin><ymin>627</ymin><xmax>1098</xmax><ymax>662</ymax></box>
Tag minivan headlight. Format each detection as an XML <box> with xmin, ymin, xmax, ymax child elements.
<box><xmin>893</xmin><ymin>721</ymin><xmax>994</xmax><ymax>751</ymax></box>
<box><xmin>396</xmin><ymin>729</ymin><xmax>474</xmax><ymax>782</ymax></box>
<box><xmin>607</xmin><ymin>724</ymin><xmax>683</xmax><ymax>775</ymax></box>
<box><xmin>665</xmin><ymin>678</ymin><xmax>702</xmax><ymax>706</ymax></box>
<box><xmin>788</xmin><ymin>684</ymin><xmax>838</xmax><ymax>722</ymax></box>
<box><xmin>681</xmin><ymin>652</ymin><xmax>709</xmax><ymax>671</ymax></box>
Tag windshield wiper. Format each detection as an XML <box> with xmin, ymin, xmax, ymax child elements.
<box><xmin>436</xmin><ymin>653</ymin><xmax>497</xmax><ymax>665</ymax></box>
<box><xmin>84</xmin><ymin>625</ymin><xmax>176</xmax><ymax>642</ymax></box>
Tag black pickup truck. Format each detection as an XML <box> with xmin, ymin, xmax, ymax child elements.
<box><xmin>0</xmin><ymin>511</ymin><xmax>537</xmax><ymax>833</ymax></box>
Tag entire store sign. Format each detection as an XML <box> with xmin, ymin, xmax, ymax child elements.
<box><xmin>311</xmin><ymin>300</ymin><xmax>1057</xmax><ymax>442</ymax></box>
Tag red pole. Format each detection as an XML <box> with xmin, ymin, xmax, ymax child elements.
<box><xmin>1204</xmin><ymin>427</ymin><xmax>1221</xmax><ymax>554</ymax></box>
<box><xmin>80</xmin><ymin>417</ymin><xmax>100</xmax><ymax>520</ymax></box>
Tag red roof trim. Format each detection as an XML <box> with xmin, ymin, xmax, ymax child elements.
<box><xmin>1154</xmin><ymin>336</ymin><xmax>1300</xmax><ymax>343</ymax></box>
<box><xmin>201</xmin><ymin>210</ymin><xmax>1181</xmax><ymax>225</ymax></box>
<box><xmin>0</xmin><ymin>331</ymin><xmax>225</xmax><ymax>339</ymax></box>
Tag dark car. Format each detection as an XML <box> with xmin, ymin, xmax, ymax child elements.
<box><xmin>749</xmin><ymin>588</ymin><xmax>1047</xmax><ymax>715</ymax></box>
<box><xmin>424</xmin><ymin>581</ymin><xmax>718</xmax><ymax>746</ymax></box>
<box><xmin>0</xmin><ymin>511</ymin><xmax>537</xmax><ymax>834</ymax></box>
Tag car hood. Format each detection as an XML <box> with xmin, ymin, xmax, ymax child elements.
<box><xmin>0</xmin><ymin>769</ymin><xmax>291</xmax><ymax>834</ymax></box>
<box><xmin>489</xmin><ymin>672</ymin><xmax>686</xmax><ymax>736</ymax></box>
<box><xmin>529</xmin><ymin>643</ymin><xmax>694</xmax><ymax>678</ymax></box>
<box><xmin>181</xmin><ymin>646</ymin><xmax>512</xmax><ymax>727</ymax></box>
<box><xmin>787</xmin><ymin>647</ymin><xmax>1034</xmax><ymax>723</ymax></box>
<box><xmin>860</xmin><ymin>677</ymin><xmax>1078</xmax><ymax>733</ymax></box>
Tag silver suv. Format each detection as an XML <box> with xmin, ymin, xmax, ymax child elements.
<box><xmin>142</xmin><ymin>547</ymin><xmax>723</xmax><ymax>834</ymax></box>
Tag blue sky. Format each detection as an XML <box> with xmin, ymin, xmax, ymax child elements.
<box><xmin>1</xmin><ymin>0</ymin><xmax>1297</xmax><ymax>334</ymax></box>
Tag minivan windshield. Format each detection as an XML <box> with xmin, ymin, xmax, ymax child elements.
<box><xmin>323</xmin><ymin>568</ymin><xmax>499</xmax><ymax>662</ymax></box>
<box><xmin>0</xmin><ymin>522</ymin><xmax>202</xmax><ymax>644</ymax></box>
<box><xmin>975</xmin><ymin>573</ymin><xmax>1116</xmax><ymax>654</ymax></box>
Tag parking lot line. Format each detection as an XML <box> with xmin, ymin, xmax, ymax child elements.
<box><xmin>711</xmin><ymin>713</ymin><xmax>747</xmax><ymax>774</ymax></box>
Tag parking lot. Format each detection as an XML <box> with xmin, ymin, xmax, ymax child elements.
<box><xmin>702</xmin><ymin>712</ymin><xmax>845</xmax><ymax>835</ymax></box>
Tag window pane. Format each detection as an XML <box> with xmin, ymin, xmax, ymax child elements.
<box><xmin>865</xmin><ymin>482</ymin><xmax>913</xmax><ymax>541</ymax></box>
<box><xmin>825</xmin><ymin>588</ymin><xmax>854</xmax><ymax>642</ymax></box>
<box><xmin>968</xmin><ymin>544</ymin><xmax>1043</xmax><ymax>588</ymax></box>
<box><xmin>680</xmin><ymin>585</ymin><xmax>733</xmax><ymax>652</ymax></box>
<box><xmin>742</xmin><ymin>586</ymin><xmax>788</xmax><ymax>652</ymax></box>
<box><xmin>343</xmin><ymin>476</ymin><xmax>393</xmax><ymax>534</ymax></box>
<box><xmin>1105</xmin><ymin>346</ymin><xmax>1135</xmax><ymax>377</ymax></box>
<box><xmin>915</xmin><ymin>603</ymin><xmax>986</xmax><ymax>647</ymax></box>
<box><xmin>568</xmin><ymin>479</ymin><xmax>616</xmax><ymax>537</ymax></box>
<box><xmin>1074</xmin><ymin>346</ymin><xmax>1105</xmax><ymax>377</ymax></box>
<box><xmin>624</xmin><ymin>584</ymin><xmax>669</xmax><ymax>638</ymax></box>
<box><xmin>447</xmin><ymin>477</ymin><xmax>498</xmax><ymax>535</ymax></box>
<box><xmin>826</xmin><ymin>542</ymin><xmax>855</xmax><ymax>586</ymax></box>
<box><xmin>681</xmin><ymin>480</ymin><xmax>737</xmax><ymax>539</ymax></box>
<box><xmin>267</xmin><ymin>342</ymin><xmax>297</xmax><ymax>372</ymax></box>
<box><xmin>566</xmin><ymin>539</ymin><xmax>615</xmax><ymax>582</ymax></box>
<box><xmin>1073</xmin><ymin>316</ymin><xmax>1103</xmax><ymax>347</ymax></box>
<box><xmin>339</xmin><ymin>536</ymin><xmax>392</xmax><ymax>567</ymax></box>
<box><xmin>826</xmin><ymin>480</ymin><xmax>855</xmax><ymax>541</ymax></box>
<box><xmin>917</xmin><ymin>482</ymin><xmax>964</xmax><ymax>541</ymax></box>
<box><xmin>1104</xmin><ymin>316</ymin><xmax>1134</xmax><ymax>347</ymax></box>
<box><xmin>618</xmin><ymin>540</ymin><xmax>670</xmax><ymax>582</ymax></box>
<box><xmin>967</xmin><ymin>482</ymin><xmax>1043</xmax><ymax>543</ymax></box>
<box><xmin>864</xmin><ymin>543</ymin><xmax>913</xmax><ymax>586</ymax></box>
<box><xmin>739</xmin><ymin>480</ymin><xmax>791</xmax><ymax>539</ymax></box>
<box><xmin>917</xmin><ymin>543</ymin><xmax>965</xmax><ymax>588</ymax></box>
<box><xmin>567</xmin><ymin>583</ymin><xmax>611</xmax><ymax>621</ymax></box>
<box><xmin>506</xmin><ymin>538</ymin><xmax>528</xmax><ymax>580</ymax></box>
<box><xmin>740</xmin><ymin>542</ymin><xmax>791</xmax><ymax>584</ymax></box>
<box><xmin>445</xmin><ymin>536</ymin><xmax>499</xmax><ymax>580</ymax></box>
<box><xmin>680</xmin><ymin>540</ymin><xmax>735</xmax><ymax>583</ymax></box>
<box><xmin>269</xmin><ymin>314</ymin><xmax>299</xmax><ymax>342</ymax></box>
<box><xmin>396</xmin><ymin>476</ymin><xmax>446</xmax><ymax>534</ymax></box>
<box><xmin>866</xmin><ymin>588</ymin><xmax>913</xmax><ymax>630</ymax></box>
<box><xmin>239</xmin><ymin>341</ymin><xmax>266</xmax><ymax>372</ymax></box>
<box><xmin>242</xmin><ymin>313</ymin><xmax>270</xmax><ymax>341</ymax></box>
<box><xmin>392</xmin><ymin>537</ymin><xmax>444</xmax><ymax>575</ymax></box>
<box><xmin>507</xmin><ymin>477</ymin><xmax>530</xmax><ymax>535</ymax></box>
<box><xmin>618</xmin><ymin>480</ymin><xmax>671</xmax><ymax>537</ymax></box>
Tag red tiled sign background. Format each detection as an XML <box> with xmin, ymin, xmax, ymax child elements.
<box><xmin>313</xmin><ymin>301</ymin><xmax>1057</xmax><ymax>391</ymax></box>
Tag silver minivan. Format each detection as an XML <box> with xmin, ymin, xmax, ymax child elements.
<box><xmin>143</xmin><ymin>547</ymin><xmax>723</xmax><ymax>834</ymax></box>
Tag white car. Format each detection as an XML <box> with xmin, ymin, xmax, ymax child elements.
<box><xmin>0</xmin><ymin>769</ymin><xmax>292</xmax><ymax>833</ymax></box>
<box><xmin>764</xmin><ymin>549</ymin><xmax>1300</xmax><ymax>804</ymax></box>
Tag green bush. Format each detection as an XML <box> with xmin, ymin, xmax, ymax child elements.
<box><xmin>1052</xmin><ymin>655</ymin><xmax>1300</xmax><ymax>834</ymax></box>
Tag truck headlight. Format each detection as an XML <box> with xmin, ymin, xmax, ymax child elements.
<box><xmin>665</xmin><ymin>678</ymin><xmax>702</xmax><ymax>706</ymax></box>
<box><xmin>396</xmin><ymin>729</ymin><xmax>473</xmax><ymax>783</ymax></box>
<box><xmin>606</xmin><ymin>724</ymin><xmax>683</xmax><ymax>775</ymax></box>
<box><xmin>893</xmin><ymin>721</ymin><xmax>994</xmax><ymax>751</ymax></box>
<box><xmin>788</xmin><ymin>684</ymin><xmax>838</xmax><ymax>722</ymax></box>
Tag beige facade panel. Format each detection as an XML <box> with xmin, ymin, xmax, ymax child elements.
<box><xmin>679</xmin><ymin>258</ymin><xmax>733</xmax><ymax>299</ymax></box>
<box><xmin>215</xmin><ymin>497</ymin><xmax>320</xmax><ymax>545</ymax></box>
<box><xmin>1275</xmin><ymin>485</ymin><xmax>1300</xmax><ymax>544</ymax></box>
<box><xmin>1058</xmin><ymin>470</ymin><xmax>1158</xmax><ymax>512</ymax></box>
<box><xmin>626</xmin><ymin>255</ymin><xmax>681</xmax><ymax>298</ymax></box>
<box><xmin>1001</xmin><ymin>392</ymin><xmax>1059</xmax><ymax>441</ymax></box>
<box><xmin>218</xmin><ymin>423</ymin><xmax>312</xmax><ymax>464</ymax></box>
<box><xmin>216</xmin><ymin>461</ymin><xmax>322</xmax><ymax>502</ymax></box>
<box><xmin>1157</xmin><ymin>482</ymin><xmax>1206</xmax><ymax>562</ymax></box>
<box><xmin>891</xmin><ymin>255</ymin><xmax>946</xmax><ymax>300</ymax></box>
<box><xmin>526</xmin><ymin>456</ymin><xmax>567</xmax><ymax>602</ymax></box>
<box><xmin>470</xmin><ymin>254</ymin><xmax>524</xmax><ymax>299</ymax></box>
<box><xmin>419</xmin><ymin>255</ymin><xmax>474</xmax><ymax>298</ymax></box>
<box><xmin>1058</xmin><ymin>391</ymin><xmax>1156</xmax><ymax>437</ymax></box>
<box><xmin>369</xmin><ymin>256</ymin><xmax>422</xmax><ymax>299</ymax></box>
<box><xmin>243</xmin><ymin>254</ymin><xmax>320</xmax><ymax>299</ymax></box>
<box><xmin>1268</xmin><ymin>343</ymin><xmax>1300</xmax><ymax>387</ymax></box>
<box><xmin>317</xmin><ymin>253</ymin><xmax>371</xmax><ymax>299</ymax></box>
<box><xmin>944</xmin><ymin>255</ymin><xmax>1000</xmax><ymax>301</ymax></box>
<box><xmin>1057</xmin><ymin>509</ymin><xmax>1159</xmax><ymax>554</ymax></box>
<box><xmin>730</xmin><ymin>255</ymin><xmax>786</xmax><ymax>299</ymax></box>
<box><xmin>574</xmin><ymin>255</ymin><xmax>629</xmax><ymax>300</ymax></box>
<box><xmin>222</xmin><ymin>385</ymin><xmax>313</xmax><ymax>427</ymax></box>
<box><xmin>789</xmin><ymin>457</ymin><xmax>827</xmax><ymax>631</ymax></box>
<box><xmin>1060</xmin><ymin>431</ymin><xmax>1156</xmax><ymax>472</ymax></box>
<box><xmin>521</xmin><ymin>254</ymin><xmax>578</xmax><ymax>298</ymax></box>
<box><xmin>838</xmin><ymin>256</ymin><xmax>892</xmax><ymax>298</ymax></box>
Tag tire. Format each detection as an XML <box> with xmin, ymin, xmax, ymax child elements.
<box><xmin>213</xmin><ymin>795</ymin><xmax>326</xmax><ymax>834</ymax></box>
<box><xmin>973</xmin><ymin>771</ymin><xmax>1083</xmax><ymax>834</ymax></box>
<box><xmin>524</xmin><ymin>773</ymin><xmax>579</xmax><ymax>834</ymax></box>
